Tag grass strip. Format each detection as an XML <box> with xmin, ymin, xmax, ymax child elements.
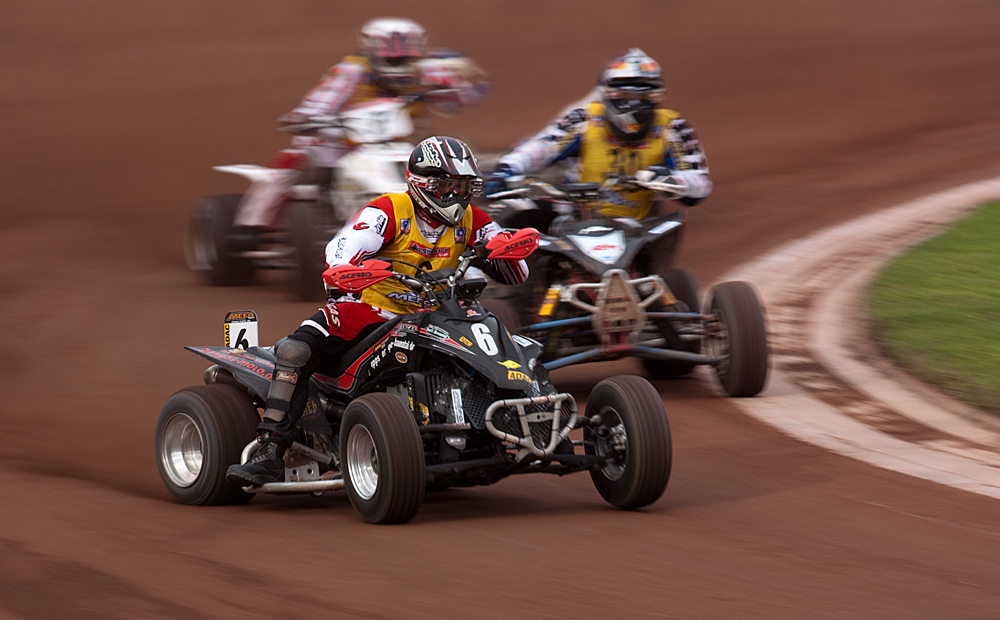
<box><xmin>869</xmin><ymin>200</ymin><xmax>1000</xmax><ymax>415</ymax></box>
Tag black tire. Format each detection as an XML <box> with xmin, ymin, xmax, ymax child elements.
<box><xmin>479</xmin><ymin>297</ymin><xmax>522</xmax><ymax>335</ymax></box>
<box><xmin>154</xmin><ymin>384</ymin><xmax>260</xmax><ymax>505</ymax></box>
<box><xmin>705</xmin><ymin>281</ymin><xmax>769</xmax><ymax>397</ymax></box>
<box><xmin>185</xmin><ymin>194</ymin><xmax>254</xmax><ymax>286</ymax></box>
<box><xmin>289</xmin><ymin>201</ymin><xmax>335</xmax><ymax>301</ymax></box>
<box><xmin>340</xmin><ymin>393</ymin><xmax>425</xmax><ymax>524</ymax></box>
<box><xmin>584</xmin><ymin>375</ymin><xmax>672</xmax><ymax>509</ymax></box>
<box><xmin>642</xmin><ymin>267</ymin><xmax>702</xmax><ymax>378</ymax></box>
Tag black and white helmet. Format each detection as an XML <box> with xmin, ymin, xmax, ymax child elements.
<box><xmin>599</xmin><ymin>48</ymin><xmax>665</xmax><ymax>143</ymax></box>
<box><xmin>358</xmin><ymin>18</ymin><xmax>428</xmax><ymax>91</ymax></box>
<box><xmin>406</xmin><ymin>136</ymin><xmax>483</xmax><ymax>226</ymax></box>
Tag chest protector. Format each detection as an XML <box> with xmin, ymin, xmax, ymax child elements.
<box><xmin>360</xmin><ymin>192</ymin><xmax>474</xmax><ymax>314</ymax></box>
<box><xmin>580</xmin><ymin>102</ymin><xmax>679</xmax><ymax>220</ymax></box>
<box><xmin>341</xmin><ymin>57</ymin><xmax>427</xmax><ymax>131</ymax></box>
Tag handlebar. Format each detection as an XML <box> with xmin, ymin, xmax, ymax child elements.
<box><xmin>278</xmin><ymin>89</ymin><xmax>461</xmax><ymax>135</ymax></box>
<box><xmin>485</xmin><ymin>172</ymin><xmax>688</xmax><ymax>202</ymax></box>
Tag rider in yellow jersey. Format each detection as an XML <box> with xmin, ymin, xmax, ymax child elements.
<box><xmin>226</xmin><ymin>137</ymin><xmax>527</xmax><ymax>487</ymax></box>
<box><xmin>486</xmin><ymin>48</ymin><xmax>711</xmax><ymax>231</ymax></box>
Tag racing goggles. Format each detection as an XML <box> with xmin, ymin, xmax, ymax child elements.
<box><xmin>408</xmin><ymin>172</ymin><xmax>483</xmax><ymax>198</ymax></box>
<box><xmin>603</xmin><ymin>84</ymin><xmax>664</xmax><ymax>107</ymax></box>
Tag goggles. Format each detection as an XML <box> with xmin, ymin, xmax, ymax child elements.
<box><xmin>603</xmin><ymin>84</ymin><xmax>664</xmax><ymax>106</ymax></box>
<box><xmin>408</xmin><ymin>172</ymin><xmax>483</xmax><ymax>198</ymax></box>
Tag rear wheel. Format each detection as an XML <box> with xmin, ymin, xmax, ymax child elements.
<box><xmin>289</xmin><ymin>200</ymin><xmax>335</xmax><ymax>301</ymax></box>
<box><xmin>704</xmin><ymin>281</ymin><xmax>769</xmax><ymax>397</ymax></box>
<box><xmin>642</xmin><ymin>267</ymin><xmax>702</xmax><ymax>378</ymax></box>
<box><xmin>154</xmin><ymin>384</ymin><xmax>260</xmax><ymax>505</ymax></box>
<box><xmin>584</xmin><ymin>375</ymin><xmax>672</xmax><ymax>509</ymax></box>
<box><xmin>340</xmin><ymin>393</ymin><xmax>425</xmax><ymax>524</ymax></box>
<box><xmin>185</xmin><ymin>194</ymin><xmax>254</xmax><ymax>286</ymax></box>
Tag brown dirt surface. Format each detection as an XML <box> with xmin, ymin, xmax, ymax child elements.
<box><xmin>3</xmin><ymin>0</ymin><xmax>1000</xmax><ymax>617</ymax></box>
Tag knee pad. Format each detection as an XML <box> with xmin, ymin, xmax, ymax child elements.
<box><xmin>276</xmin><ymin>338</ymin><xmax>312</xmax><ymax>369</ymax></box>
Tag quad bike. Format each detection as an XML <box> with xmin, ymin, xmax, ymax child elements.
<box><xmin>483</xmin><ymin>175</ymin><xmax>769</xmax><ymax>397</ymax></box>
<box><xmin>156</xmin><ymin>229</ymin><xmax>673</xmax><ymax>524</ymax></box>
<box><xmin>184</xmin><ymin>92</ymin><xmax>454</xmax><ymax>301</ymax></box>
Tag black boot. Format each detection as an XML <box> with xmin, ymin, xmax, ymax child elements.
<box><xmin>225</xmin><ymin>432</ymin><xmax>288</xmax><ymax>487</ymax></box>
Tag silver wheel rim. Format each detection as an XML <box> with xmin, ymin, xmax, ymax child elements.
<box><xmin>705</xmin><ymin>306</ymin><xmax>731</xmax><ymax>375</ymax></box>
<box><xmin>161</xmin><ymin>412</ymin><xmax>204</xmax><ymax>488</ymax></box>
<box><xmin>347</xmin><ymin>424</ymin><xmax>379</xmax><ymax>500</ymax></box>
<box><xmin>595</xmin><ymin>405</ymin><xmax>627</xmax><ymax>482</ymax></box>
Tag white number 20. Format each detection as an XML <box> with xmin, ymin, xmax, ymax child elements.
<box><xmin>471</xmin><ymin>323</ymin><xmax>498</xmax><ymax>356</ymax></box>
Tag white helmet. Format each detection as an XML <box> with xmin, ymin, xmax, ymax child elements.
<box><xmin>599</xmin><ymin>48</ymin><xmax>665</xmax><ymax>143</ymax></box>
<box><xmin>358</xmin><ymin>18</ymin><xmax>428</xmax><ymax>91</ymax></box>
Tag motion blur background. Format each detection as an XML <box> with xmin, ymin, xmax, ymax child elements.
<box><xmin>3</xmin><ymin>1</ymin><xmax>1000</xmax><ymax>617</ymax></box>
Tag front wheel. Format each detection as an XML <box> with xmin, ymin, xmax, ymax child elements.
<box><xmin>704</xmin><ymin>281</ymin><xmax>769</xmax><ymax>397</ymax></box>
<box><xmin>340</xmin><ymin>393</ymin><xmax>425</xmax><ymax>524</ymax></box>
<box><xmin>154</xmin><ymin>384</ymin><xmax>261</xmax><ymax>505</ymax></box>
<box><xmin>184</xmin><ymin>194</ymin><xmax>254</xmax><ymax>286</ymax></box>
<box><xmin>584</xmin><ymin>375</ymin><xmax>672</xmax><ymax>509</ymax></box>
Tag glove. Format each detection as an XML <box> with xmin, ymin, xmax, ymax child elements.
<box><xmin>638</xmin><ymin>167</ymin><xmax>712</xmax><ymax>200</ymax></box>
<box><xmin>277</xmin><ymin>112</ymin><xmax>308</xmax><ymax>125</ymax></box>
<box><xmin>670</xmin><ymin>169</ymin><xmax>713</xmax><ymax>200</ymax></box>
<box><xmin>483</xmin><ymin>164</ymin><xmax>515</xmax><ymax>197</ymax></box>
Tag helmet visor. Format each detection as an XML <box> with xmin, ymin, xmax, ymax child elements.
<box><xmin>407</xmin><ymin>172</ymin><xmax>482</xmax><ymax>199</ymax></box>
<box><xmin>604</xmin><ymin>85</ymin><xmax>663</xmax><ymax>108</ymax></box>
<box><xmin>434</xmin><ymin>178</ymin><xmax>476</xmax><ymax>198</ymax></box>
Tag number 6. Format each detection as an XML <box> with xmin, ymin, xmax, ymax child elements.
<box><xmin>471</xmin><ymin>323</ymin><xmax>498</xmax><ymax>356</ymax></box>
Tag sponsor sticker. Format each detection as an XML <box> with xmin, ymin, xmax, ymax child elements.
<box><xmin>395</xmin><ymin>352</ymin><xmax>408</xmax><ymax>363</ymax></box>
<box><xmin>389</xmin><ymin>339</ymin><xmax>415</xmax><ymax>351</ymax></box>
<box><xmin>408</xmin><ymin>241</ymin><xmax>450</xmax><ymax>258</ymax></box>
<box><xmin>374</xmin><ymin>213</ymin><xmax>388</xmax><ymax>236</ymax></box>
<box><xmin>323</xmin><ymin>302</ymin><xmax>341</xmax><ymax>330</ymax></box>
<box><xmin>400</xmin><ymin>218</ymin><xmax>411</xmax><ymax>234</ymax></box>
<box><xmin>424</xmin><ymin>325</ymin><xmax>449</xmax><ymax>340</ymax></box>
<box><xmin>511</xmin><ymin>334</ymin><xmax>538</xmax><ymax>348</ymax></box>
<box><xmin>507</xmin><ymin>370</ymin><xmax>531</xmax><ymax>383</ymax></box>
<box><xmin>454</xmin><ymin>227</ymin><xmax>466</xmax><ymax>244</ymax></box>
<box><xmin>459</xmin><ymin>336</ymin><xmax>473</xmax><ymax>347</ymax></box>
<box><xmin>499</xmin><ymin>360</ymin><xmax>521</xmax><ymax>369</ymax></box>
<box><xmin>451</xmin><ymin>388</ymin><xmax>465</xmax><ymax>424</ymax></box>
<box><xmin>387</xmin><ymin>291</ymin><xmax>424</xmax><ymax>305</ymax></box>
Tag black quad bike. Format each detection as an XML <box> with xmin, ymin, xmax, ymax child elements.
<box><xmin>484</xmin><ymin>177</ymin><xmax>769</xmax><ymax>397</ymax></box>
<box><xmin>155</xmin><ymin>229</ymin><xmax>673</xmax><ymax>524</ymax></box>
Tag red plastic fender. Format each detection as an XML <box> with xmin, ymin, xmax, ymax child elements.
<box><xmin>486</xmin><ymin>227</ymin><xmax>540</xmax><ymax>260</ymax></box>
<box><xmin>323</xmin><ymin>259</ymin><xmax>394</xmax><ymax>292</ymax></box>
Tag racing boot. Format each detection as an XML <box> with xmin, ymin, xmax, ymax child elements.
<box><xmin>225</xmin><ymin>338</ymin><xmax>313</xmax><ymax>487</ymax></box>
<box><xmin>225</xmin><ymin>431</ymin><xmax>289</xmax><ymax>487</ymax></box>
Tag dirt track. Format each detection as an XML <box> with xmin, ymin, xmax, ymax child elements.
<box><xmin>3</xmin><ymin>1</ymin><xmax>1000</xmax><ymax>617</ymax></box>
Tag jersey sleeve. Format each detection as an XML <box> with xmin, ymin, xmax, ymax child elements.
<box><xmin>469</xmin><ymin>207</ymin><xmax>528</xmax><ymax>285</ymax></box>
<box><xmin>324</xmin><ymin>198</ymin><xmax>396</xmax><ymax>268</ymax></box>
<box><xmin>496</xmin><ymin>104</ymin><xmax>591</xmax><ymax>176</ymax></box>
<box><xmin>661</xmin><ymin>117</ymin><xmax>711</xmax><ymax>206</ymax></box>
<box><xmin>292</xmin><ymin>59</ymin><xmax>368</xmax><ymax>117</ymax></box>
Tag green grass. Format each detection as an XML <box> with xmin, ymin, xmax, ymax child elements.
<box><xmin>869</xmin><ymin>200</ymin><xmax>1000</xmax><ymax>415</ymax></box>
